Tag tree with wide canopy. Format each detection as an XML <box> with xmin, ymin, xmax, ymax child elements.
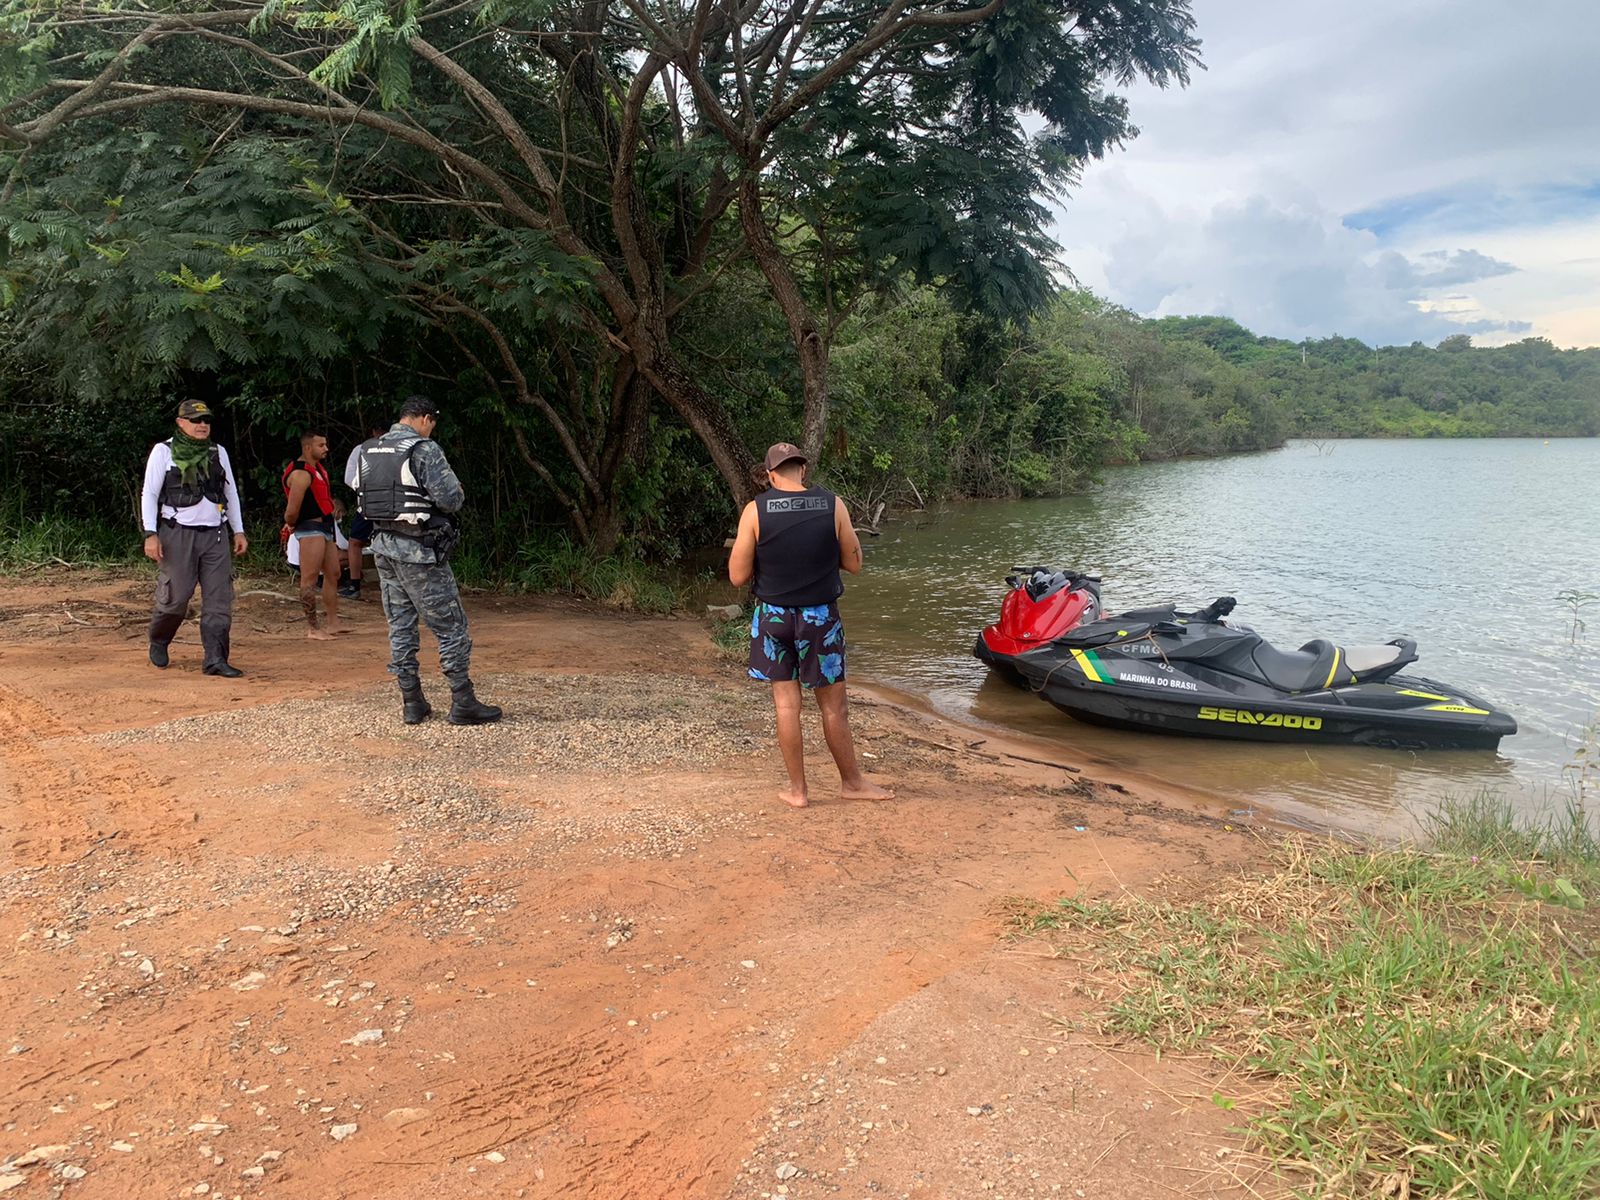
<box><xmin>1</xmin><ymin>0</ymin><xmax>1199</xmax><ymax>532</ymax></box>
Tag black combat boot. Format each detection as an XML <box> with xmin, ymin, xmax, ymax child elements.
<box><xmin>447</xmin><ymin>679</ymin><xmax>502</xmax><ymax>726</ymax></box>
<box><xmin>400</xmin><ymin>679</ymin><xmax>432</xmax><ymax>725</ymax></box>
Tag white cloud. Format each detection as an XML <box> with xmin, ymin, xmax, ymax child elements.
<box><xmin>1051</xmin><ymin>0</ymin><xmax>1600</xmax><ymax>347</ymax></box>
<box><xmin>1096</xmin><ymin>187</ymin><xmax>1525</xmax><ymax>344</ymax></box>
<box><xmin>1415</xmin><ymin>215</ymin><xmax>1600</xmax><ymax>345</ymax></box>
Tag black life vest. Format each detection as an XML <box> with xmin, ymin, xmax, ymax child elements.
<box><xmin>159</xmin><ymin>439</ymin><xmax>227</xmax><ymax>509</ymax></box>
<box><xmin>752</xmin><ymin>485</ymin><xmax>842</xmax><ymax>607</ymax></box>
<box><xmin>357</xmin><ymin>436</ymin><xmax>433</xmax><ymax>536</ymax></box>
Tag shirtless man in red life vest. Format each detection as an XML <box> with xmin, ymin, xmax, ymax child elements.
<box><xmin>281</xmin><ymin>430</ymin><xmax>345</xmax><ymax>640</ymax></box>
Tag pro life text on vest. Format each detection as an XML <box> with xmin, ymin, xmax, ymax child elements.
<box><xmin>752</xmin><ymin>485</ymin><xmax>842</xmax><ymax>607</ymax></box>
<box><xmin>764</xmin><ymin>496</ymin><xmax>832</xmax><ymax>513</ymax></box>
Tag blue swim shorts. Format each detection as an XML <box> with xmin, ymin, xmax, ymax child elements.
<box><xmin>748</xmin><ymin>601</ymin><xmax>847</xmax><ymax>688</ymax></box>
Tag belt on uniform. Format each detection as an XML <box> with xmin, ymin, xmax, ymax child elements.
<box><xmin>159</xmin><ymin>518</ymin><xmax>222</xmax><ymax>531</ymax></box>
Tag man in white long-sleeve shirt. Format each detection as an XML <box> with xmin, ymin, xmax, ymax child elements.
<box><xmin>139</xmin><ymin>398</ymin><xmax>249</xmax><ymax>676</ymax></box>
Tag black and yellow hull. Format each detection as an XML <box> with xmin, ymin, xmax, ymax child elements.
<box><xmin>1012</xmin><ymin>647</ymin><xmax>1516</xmax><ymax>751</ymax></box>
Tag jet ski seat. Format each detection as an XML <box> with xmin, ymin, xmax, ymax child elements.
<box><xmin>1111</xmin><ymin>604</ymin><xmax>1179</xmax><ymax>625</ymax></box>
<box><xmin>1251</xmin><ymin>637</ymin><xmax>1418</xmax><ymax>692</ymax></box>
<box><xmin>1251</xmin><ymin>638</ymin><xmax>1348</xmax><ymax>693</ymax></box>
<box><xmin>1343</xmin><ymin>642</ymin><xmax>1413</xmax><ymax>678</ymax></box>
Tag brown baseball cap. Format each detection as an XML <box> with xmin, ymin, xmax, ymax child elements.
<box><xmin>177</xmin><ymin>399</ymin><xmax>214</xmax><ymax>420</ymax></box>
<box><xmin>764</xmin><ymin>442</ymin><xmax>807</xmax><ymax>471</ymax></box>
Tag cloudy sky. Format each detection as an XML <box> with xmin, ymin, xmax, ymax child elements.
<box><xmin>1052</xmin><ymin>0</ymin><xmax>1600</xmax><ymax>348</ymax></box>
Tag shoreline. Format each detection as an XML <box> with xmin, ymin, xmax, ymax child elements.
<box><xmin>0</xmin><ymin>562</ymin><xmax>1284</xmax><ymax>829</ymax></box>
<box><xmin>851</xmin><ymin>676</ymin><xmax>1311</xmax><ymax>833</ymax></box>
<box><xmin>3</xmin><ymin>562</ymin><xmax>1418</xmax><ymax>849</ymax></box>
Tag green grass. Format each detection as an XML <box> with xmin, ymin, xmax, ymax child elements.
<box><xmin>0</xmin><ymin>493</ymin><xmax>135</xmax><ymax>570</ymax></box>
<box><xmin>710</xmin><ymin>607</ymin><xmax>753</xmax><ymax>661</ymax></box>
<box><xmin>1012</xmin><ymin>807</ymin><xmax>1600</xmax><ymax>1197</ymax></box>
<box><xmin>508</xmin><ymin>533</ymin><xmax>684</xmax><ymax>614</ymax></box>
<box><xmin>0</xmin><ymin>495</ymin><xmax>693</xmax><ymax>617</ymax></box>
<box><xmin>1011</xmin><ymin>893</ymin><xmax>1124</xmax><ymax>931</ymax></box>
<box><xmin>1418</xmin><ymin>788</ymin><xmax>1600</xmax><ymax>876</ymax></box>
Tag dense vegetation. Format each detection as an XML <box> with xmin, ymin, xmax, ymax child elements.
<box><xmin>0</xmin><ymin>275</ymin><xmax>1299</xmax><ymax>571</ymax></box>
<box><xmin>0</xmin><ymin>0</ymin><xmax>1206</xmax><ymax>570</ymax></box>
<box><xmin>1157</xmin><ymin>317</ymin><xmax>1600</xmax><ymax>439</ymax></box>
<box><xmin>0</xmin><ymin>0</ymin><xmax>1595</xmax><ymax>577</ymax></box>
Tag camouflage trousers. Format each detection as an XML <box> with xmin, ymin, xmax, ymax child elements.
<box><xmin>374</xmin><ymin>555</ymin><xmax>472</xmax><ymax>685</ymax></box>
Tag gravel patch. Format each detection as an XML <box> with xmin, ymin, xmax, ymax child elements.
<box><xmin>253</xmin><ymin>858</ymin><xmax>515</xmax><ymax>930</ymax></box>
<box><xmin>0</xmin><ymin>853</ymin><xmax>206</xmax><ymax>926</ymax></box>
<box><xmin>536</xmin><ymin>796</ymin><xmax>753</xmax><ymax>862</ymax></box>
<box><xmin>80</xmin><ymin>672</ymin><xmax>767</xmax><ymax>774</ymax></box>
<box><xmin>350</xmin><ymin>773</ymin><xmax>529</xmax><ymax>841</ymax></box>
<box><xmin>14</xmin><ymin>672</ymin><xmax>899</xmax><ymax>944</ymax></box>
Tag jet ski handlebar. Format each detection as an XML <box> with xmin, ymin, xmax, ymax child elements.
<box><xmin>1005</xmin><ymin>566</ymin><xmax>1104</xmax><ymax>600</ymax></box>
<box><xmin>1006</xmin><ymin>566</ymin><xmax>1103</xmax><ymax>583</ymax></box>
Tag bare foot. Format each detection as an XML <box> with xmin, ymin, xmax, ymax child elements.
<box><xmin>841</xmin><ymin>778</ymin><xmax>895</xmax><ymax>801</ymax></box>
<box><xmin>307</xmin><ymin>629</ymin><xmax>336</xmax><ymax>641</ymax></box>
<box><xmin>776</xmin><ymin>786</ymin><xmax>809</xmax><ymax>809</ymax></box>
<box><xmin>326</xmin><ymin>623</ymin><xmax>352</xmax><ymax>635</ymax></box>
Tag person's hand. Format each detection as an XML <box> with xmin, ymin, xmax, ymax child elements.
<box><xmin>234</xmin><ymin>533</ymin><xmax>250</xmax><ymax>557</ymax></box>
<box><xmin>279</xmin><ymin>523</ymin><xmax>292</xmax><ymax>547</ymax></box>
<box><xmin>143</xmin><ymin>534</ymin><xmax>163</xmax><ymax>563</ymax></box>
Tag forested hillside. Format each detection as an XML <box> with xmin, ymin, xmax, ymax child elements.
<box><xmin>1155</xmin><ymin>317</ymin><xmax>1600</xmax><ymax>438</ymax></box>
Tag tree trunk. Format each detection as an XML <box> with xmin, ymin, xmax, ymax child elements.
<box><xmin>582</xmin><ymin>495</ymin><xmax>627</xmax><ymax>557</ymax></box>
<box><xmin>582</xmin><ymin>365</ymin><xmax>653</xmax><ymax>555</ymax></box>
<box><xmin>737</xmin><ymin>172</ymin><xmax>831</xmax><ymax>463</ymax></box>
<box><xmin>796</xmin><ymin>329</ymin><xmax>830</xmax><ymax>464</ymax></box>
<box><xmin>639</xmin><ymin>347</ymin><xmax>761</xmax><ymax>507</ymax></box>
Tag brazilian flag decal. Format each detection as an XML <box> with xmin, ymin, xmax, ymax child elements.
<box><xmin>1070</xmin><ymin>648</ymin><xmax>1112</xmax><ymax>684</ymax></box>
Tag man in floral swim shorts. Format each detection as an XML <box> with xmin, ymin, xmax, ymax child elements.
<box><xmin>728</xmin><ymin>442</ymin><xmax>895</xmax><ymax>809</ymax></box>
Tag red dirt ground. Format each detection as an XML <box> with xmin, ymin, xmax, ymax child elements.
<box><xmin>0</xmin><ymin>572</ymin><xmax>1274</xmax><ymax>1199</ymax></box>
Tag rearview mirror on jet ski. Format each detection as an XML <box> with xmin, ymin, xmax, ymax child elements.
<box><xmin>1190</xmin><ymin>596</ymin><xmax>1236</xmax><ymax>623</ymax></box>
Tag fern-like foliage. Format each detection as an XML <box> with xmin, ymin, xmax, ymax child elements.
<box><xmin>303</xmin><ymin>0</ymin><xmax>422</xmax><ymax>107</ymax></box>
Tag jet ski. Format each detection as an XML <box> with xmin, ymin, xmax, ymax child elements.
<box><xmin>974</xmin><ymin>566</ymin><xmax>1103</xmax><ymax>688</ymax></box>
<box><xmin>992</xmin><ymin>593</ymin><xmax>1516</xmax><ymax>751</ymax></box>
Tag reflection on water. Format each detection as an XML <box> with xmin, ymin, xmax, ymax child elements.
<box><xmin>843</xmin><ymin>439</ymin><xmax>1600</xmax><ymax>837</ymax></box>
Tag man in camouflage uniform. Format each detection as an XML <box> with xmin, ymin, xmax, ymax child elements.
<box><xmin>357</xmin><ymin>395</ymin><xmax>502</xmax><ymax>726</ymax></box>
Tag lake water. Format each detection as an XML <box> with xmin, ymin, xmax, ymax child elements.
<box><xmin>843</xmin><ymin>438</ymin><xmax>1600</xmax><ymax>837</ymax></box>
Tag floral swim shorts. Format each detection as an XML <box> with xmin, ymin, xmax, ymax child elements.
<box><xmin>748</xmin><ymin>601</ymin><xmax>846</xmax><ymax>688</ymax></box>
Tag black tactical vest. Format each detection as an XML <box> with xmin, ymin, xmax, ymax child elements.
<box><xmin>159</xmin><ymin>440</ymin><xmax>227</xmax><ymax>509</ymax></box>
<box><xmin>357</xmin><ymin>436</ymin><xmax>433</xmax><ymax>536</ymax></box>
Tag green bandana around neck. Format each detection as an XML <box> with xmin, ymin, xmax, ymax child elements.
<box><xmin>170</xmin><ymin>429</ymin><xmax>215</xmax><ymax>486</ymax></box>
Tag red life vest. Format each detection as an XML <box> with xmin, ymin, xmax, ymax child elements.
<box><xmin>282</xmin><ymin>458</ymin><xmax>335</xmax><ymax>523</ymax></box>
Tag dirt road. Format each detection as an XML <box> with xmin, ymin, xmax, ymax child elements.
<box><xmin>0</xmin><ymin>573</ymin><xmax>1264</xmax><ymax>1198</ymax></box>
